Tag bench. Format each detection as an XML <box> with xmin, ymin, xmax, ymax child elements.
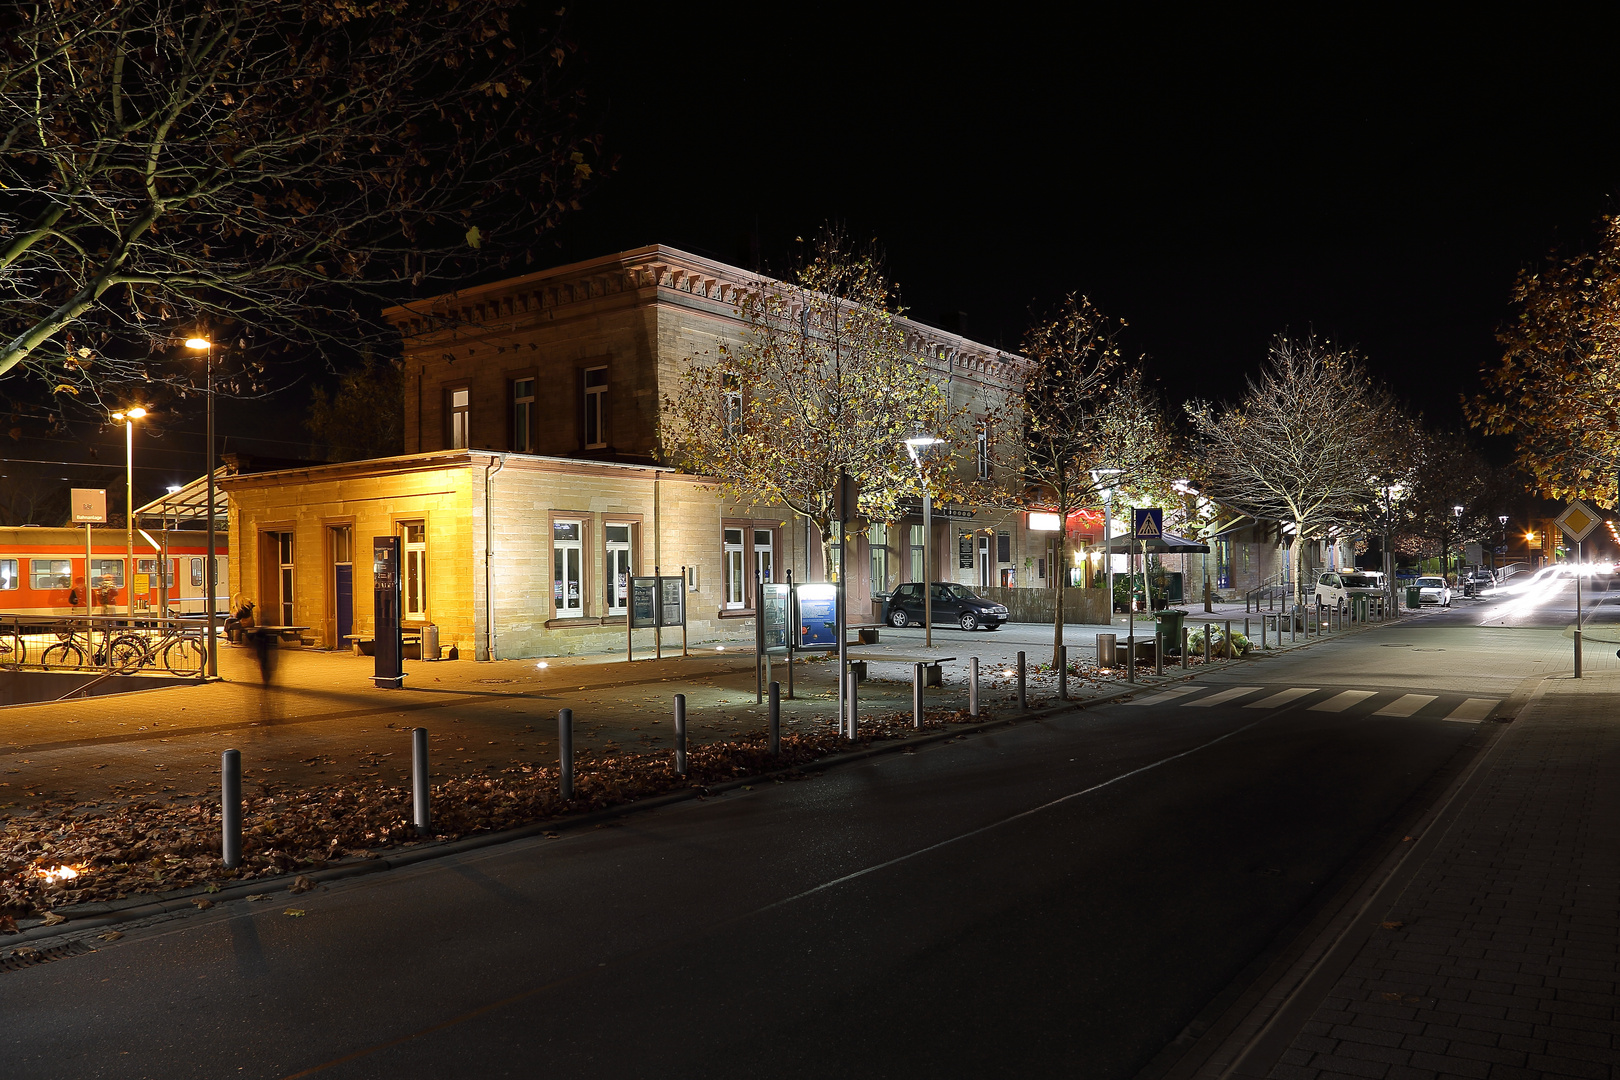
<box><xmin>844</xmin><ymin>650</ymin><xmax>957</xmax><ymax>687</ymax></box>
<box><xmin>344</xmin><ymin>629</ymin><xmax>422</xmax><ymax>657</ymax></box>
<box><xmin>848</xmin><ymin>623</ymin><xmax>884</xmax><ymax>645</ymax></box>
<box><xmin>254</xmin><ymin>625</ymin><xmax>312</xmax><ymax>645</ymax></box>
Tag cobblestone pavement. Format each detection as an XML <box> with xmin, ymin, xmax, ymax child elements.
<box><xmin>1213</xmin><ymin>666</ymin><xmax>1620</xmax><ymax>1080</ymax></box>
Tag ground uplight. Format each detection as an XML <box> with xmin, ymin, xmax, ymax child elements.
<box><xmin>36</xmin><ymin>865</ymin><xmax>80</xmax><ymax>884</ymax></box>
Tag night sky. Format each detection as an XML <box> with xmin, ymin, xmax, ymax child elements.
<box><xmin>8</xmin><ymin>10</ymin><xmax>1620</xmax><ymax>511</ymax></box>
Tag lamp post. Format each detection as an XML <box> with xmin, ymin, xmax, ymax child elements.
<box><xmin>1451</xmin><ymin>504</ymin><xmax>1464</xmax><ymax>585</ymax></box>
<box><xmin>1090</xmin><ymin>468</ymin><xmax>1122</xmax><ymax>621</ymax></box>
<box><xmin>1381</xmin><ymin>482</ymin><xmax>1403</xmax><ymax>616</ymax></box>
<box><xmin>109</xmin><ymin>406</ymin><xmax>147</xmax><ymax>617</ymax></box>
<box><xmin>185</xmin><ymin>336</ymin><xmax>218</xmax><ymax>678</ymax></box>
<box><xmin>905</xmin><ymin>436</ymin><xmax>942</xmax><ymax>647</ymax></box>
<box><xmin>1497</xmin><ymin>515</ymin><xmax>1509</xmax><ymax>580</ymax></box>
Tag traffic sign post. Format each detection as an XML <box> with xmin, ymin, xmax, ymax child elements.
<box><xmin>1557</xmin><ymin>501</ymin><xmax>1600</xmax><ymax>678</ymax></box>
<box><xmin>1128</xmin><ymin>509</ymin><xmax>1164</xmax><ymax>675</ymax></box>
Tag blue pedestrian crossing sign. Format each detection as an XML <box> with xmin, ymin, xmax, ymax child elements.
<box><xmin>1133</xmin><ymin>507</ymin><xmax>1163</xmax><ymax>540</ymax></box>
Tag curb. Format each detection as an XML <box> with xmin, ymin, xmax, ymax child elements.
<box><xmin>5</xmin><ymin>651</ymin><xmax>1268</xmax><ymax>949</ymax></box>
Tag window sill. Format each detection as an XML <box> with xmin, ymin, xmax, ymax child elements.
<box><xmin>717</xmin><ymin>608</ymin><xmax>756</xmax><ymax>619</ymax></box>
<box><xmin>544</xmin><ymin>615</ymin><xmax>597</xmax><ymax>629</ymax></box>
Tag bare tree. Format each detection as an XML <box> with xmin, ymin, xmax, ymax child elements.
<box><xmin>1019</xmin><ymin>295</ymin><xmax>1179</xmax><ymax>665</ymax></box>
<box><xmin>1187</xmin><ymin>335</ymin><xmax>1396</xmax><ymax>602</ymax></box>
<box><xmin>0</xmin><ymin>0</ymin><xmax>599</xmax><ymax>413</ymax></box>
<box><xmin>664</xmin><ymin>233</ymin><xmax>971</xmax><ymax>577</ymax></box>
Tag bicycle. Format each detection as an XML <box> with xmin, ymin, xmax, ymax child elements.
<box><xmin>41</xmin><ymin>619</ymin><xmax>109</xmax><ymax>669</ymax></box>
<box><xmin>107</xmin><ymin>620</ymin><xmax>206</xmax><ymax>676</ymax></box>
<box><xmin>0</xmin><ymin>624</ymin><xmax>23</xmax><ymax>668</ymax></box>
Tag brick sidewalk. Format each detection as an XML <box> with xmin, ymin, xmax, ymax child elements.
<box><xmin>1231</xmin><ymin>670</ymin><xmax>1620</xmax><ymax>1080</ymax></box>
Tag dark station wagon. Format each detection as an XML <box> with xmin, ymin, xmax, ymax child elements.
<box><xmin>884</xmin><ymin>582</ymin><xmax>1009</xmax><ymax>631</ymax></box>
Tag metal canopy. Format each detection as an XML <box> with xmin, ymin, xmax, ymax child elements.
<box><xmin>134</xmin><ymin>467</ymin><xmax>228</xmax><ymax>524</ymax></box>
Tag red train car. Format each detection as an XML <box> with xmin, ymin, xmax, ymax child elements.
<box><xmin>0</xmin><ymin>527</ymin><xmax>228</xmax><ymax>618</ymax></box>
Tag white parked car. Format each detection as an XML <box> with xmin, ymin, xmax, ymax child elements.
<box><xmin>1415</xmin><ymin>576</ymin><xmax>1451</xmax><ymax>607</ymax></box>
<box><xmin>1314</xmin><ymin>570</ymin><xmax>1386</xmax><ymax>612</ymax></box>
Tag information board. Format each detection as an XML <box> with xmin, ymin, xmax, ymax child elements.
<box><xmin>959</xmin><ymin>533</ymin><xmax>973</xmax><ymax>569</ymax></box>
<box><xmin>796</xmin><ymin>583</ymin><xmax>838</xmax><ymax>649</ymax></box>
<box><xmin>760</xmin><ymin>583</ymin><xmax>791</xmax><ymax>651</ymax></box>
<box><xmin>70</xmin><ymin>488</ymin><xmax>107</xmax><ymax>524</ymax></box>
<box><xmin>659</xmin><ymin>576</ymin><xmax>685</xmax><ymax>627</ymax></box>
<box><xmin>630</xmin><ymin>576</ymin><xmax>658</xmax><ymax>629</ymax></box>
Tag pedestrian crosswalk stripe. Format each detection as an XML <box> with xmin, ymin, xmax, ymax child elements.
<box><xmin>1124</xmin><ymin>687</ymin><xmax>1201</xmax><ymax>706</ymax></box>
<box><xmin>1443</xmin><ymin>698</ymin><xmax>1497</xmax><ymax>723</ymax></box>
<box><xmin>1373</xmin><ymin>694</ymin><xmax>1437</xmax><ymax>718</ymax></box>
<box><xmin>1182</xmin><ymin>686</ymin><xmax>1263</xmax><ymax>708</ymax></box>
<box><xmin>1245</xmin><ymin>687</ymin><xmax>1318</xmax><ymax>709</ymax></box>
<box><xmin>1309</xmin><ymin>690</ymin><xmax>1377</xmax><ymax>713</ymax></box>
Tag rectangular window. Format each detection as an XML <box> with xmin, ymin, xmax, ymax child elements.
<box><xmin>910</xmin><ymin>524</ymin><xmax>925</xmax><ymax>582</ymax></box>
<box><xmin>868</xmin><ymin>524</ymin><xmax>890</xmax><ymax>595</ymax></box>
<box><xmin>447</xmin><ymin>387</ymin><xmax>470</xmax><ymax>449</ymax></box>
<box><xmin>723</xmin><ymin>389</ymin><xmax>742</xmax><ymax>439</ymax></box>
<box><xmin>583</xmin><ymin>366</ymin><xmax>607</xmax><ymax>449</ymax></box>
<box><xmin>0</xmin><ymin>559</ymin><xmax>16</xmax><ymax>590</ymax></box>
<box><xmin>276</xmin><ymin>532</ymin><xmax>295</xmax><ymax>625</ymax></box>
<box><xmin>88</xmin><ymin>559</ymin><xmax>123</xmax><ymax>588</ymax></box>
<box><xmin>190</xmin><ymin>557</ymin><xmax>204</xmax><ymax>588</ymax></box>
<box><xmin>402</xmin><ymin>521</ymin><xmax>427</xmax><ymax>620</ymax></box>
<box><xmin>331</xmin><ymin>526</ymin><xmax>353</xmax><ymax>565</ymax></box>
<box><xmin>32</xmin><ymin>559</ymin><xmax>73</xmax><ymax>589</ymax></box>
<box><xmin>997</xmin><ymin>531</ymin><xmax>1011</xmax><ymax>564</ymax></box>
<box><xmin>605</xmin><ymin>523</ymin><xmax>632</xmax><ymax>615</ymax></box>
<box><xmin>753</xmin><ymin>529</ymin><xmax>774</xmax><ymax>588</ymax></box>
<box><xmin>554</xmin><ymin>520</ymin><xmax>583</xmax><ymax>614</ymax></box>
<box><xmin>976</xmin><ymin>425</ymin><xmax>990</xmax><ymax>480</ymax></box>
<box><xmin>723</xmin><ymin>527</ymin><xmax>745</xmax><ymax>609</ymax></box>
<box><xmin>511</xmin><ymin>378</ymin><xmax>535</xmax><ymax>453</ymax></box>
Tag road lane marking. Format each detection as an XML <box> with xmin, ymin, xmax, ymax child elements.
<box><xmin>1373</xmin><ymin>694</ymin><xmax>1437</xmax><ymax>718</ymax></box>
<box><xmin>1444</xmin><ymin>698</ymin><xmax>1498</xmax><ymax>723</ymax></box>
<box><xmin>1308</xmin><ymin>690</ymin><xmax>1376</xmax><ymax>713</ymax></box>
<box><xmin>1123</xmin><ymin>687</ymin><xmax>1202</xmax><ymax>706</ymax></box>
<box><xmin>1245</xmin><ymin>687</ymin><xmax>1317</xmax><ymax>709</ymax></box>
<box><xmin>1181</xmin><ymin>686</ymin><xmax>1263</xmax><ymax>708</ymax></box>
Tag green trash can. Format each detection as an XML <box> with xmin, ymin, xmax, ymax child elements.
<box><xmin>1406</xmin><ymin>586</ymin><xmax>1421</xmax><ymax>609</ymax></box>
<box><xmin>1154</xmin><ymin>609</ymin><xmax>1187</xmax><ymax>655</ymax></box>
<box><xmin>1351</xmin><ymin>594</ymin><xmax>1369</xmax><ymax>621</ymax></box>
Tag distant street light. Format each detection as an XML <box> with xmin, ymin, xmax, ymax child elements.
<box><xmin>1451</xmin><ymin>504</ymin><xmax>1464</xmax><ymax>583</ymax></box>
<box><xmin>1497</xmin><ymin>514</ymin><xmax>1509</xmax><ymax>579</ymax></box>
<box><xmin>185</xmin><ymin>335</ymin><xmax>219</xmax><ymax>678</ymax></box>
<box><xmin>109</xmin><ymin>406</ymin><xmax>147</xmax><ymax>616</ymax></box>
<box><xmin>1090</xmin><ymin>469</ymin><xmax>1123</xmax><ymax>617</ymax></box>
<box><xmin>905</xmin><ymin>436</ymin><xmax>943</xmax><ymax>647</ymax></box>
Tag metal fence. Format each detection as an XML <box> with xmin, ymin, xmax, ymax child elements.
<box><xmin>0</xmin><ymin>613</ymin><xmax>209</xmax><ymax>678</ymax></box>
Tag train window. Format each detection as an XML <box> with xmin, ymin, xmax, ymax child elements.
<box><xmin>191</xmin><ymin>558</ymin><xmax>203</xmax><ymax>587</ymax></box>
<box><xmin>30</xmin><ymin>559</ymin><xmax>72</xmax><ymax>589</ymax></box>
<box><xmin>0</xmin><ymin>559</ymin><xmax>16</xmax><ymax>589</ymax></box>
<box><xmin>89</xmin><ymin>559</ymin><xmax>124</xmax><ymax>587</ymax></box>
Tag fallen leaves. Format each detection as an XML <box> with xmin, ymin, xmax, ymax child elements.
<box><xmin>287</xmin><ymin>875</ymin><xmax>315</xmax><ymax>895</ymax></box>
<box><xmin>191</xmin><ymin>898</ymin><xmax>213</xmax><ymax>910</ymax></box>
<box><xmin>283</xmin><ymin>908</ymin><xmax>306</xmax><ymax>917</ymax></box>
<box><xmin>97</xmin><ymin>930</ymin><xmax>122</xmax><ymax>941</ymax></box>
<box><xmin>40</xmin><ymin>912</ymin><xmax>65</xmax><ymax>926</ymax></box>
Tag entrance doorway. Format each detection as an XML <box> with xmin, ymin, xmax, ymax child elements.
<box><xmin>331</xmin><ymin>526</ymin><xmax>354</xmax><ymax>644</ymax></box>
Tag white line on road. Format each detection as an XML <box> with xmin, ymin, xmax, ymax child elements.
<box><xmin>1181</xmin><ymin>686</ymin><xmax>1263</xmax><ymax>708</ymax></box>
<box><xmin>1373</xmin><ymin>694</ymin><xmax>1437</xmax><ymax>718</ymax></box>
<box><xmin>1123</xmin><ymin>687</ymin><xmax>1202</xmax><ymax>706</ymax></box>
<box><xmin>1443</xmin><ymin>698</ymin><xmax>1498</xmax><ymax>723</ymax></box>
<box><xmin>1308</xmin><ymin>690</ymin><xmax>1377</xmax><ymax>713</ymax></box>
<box><xmin>1245</xmin><ymin>688</ymin><xmax>1318</xmax><ymax>709</ymax></box>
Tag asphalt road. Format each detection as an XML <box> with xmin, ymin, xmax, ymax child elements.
<box><xmin>0</xmin><ymin>601</ymin><xmax>1563</xmax><ymax>1080</ymax></box>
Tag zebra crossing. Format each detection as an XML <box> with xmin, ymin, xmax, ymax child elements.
<box><xmin>1122</xmin><ymin>682</ymin><xmax>1498</xmax><ymax>723</ymax></box>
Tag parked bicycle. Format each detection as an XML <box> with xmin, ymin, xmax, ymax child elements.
<box><xmin>106</xmin><ymin>620</ymin><xmax>206</xmax><ymax>677</ymax></box>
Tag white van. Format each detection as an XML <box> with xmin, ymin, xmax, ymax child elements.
<box><xmin>1314</xmin><ymin>570</ymin><xmax>1386</xmax><ymax>612</ymax></box>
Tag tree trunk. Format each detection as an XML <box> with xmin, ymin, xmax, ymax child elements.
<box><xmin>1293</xmin><ymin>519</ymin><xmax>1309</xmax><ymax>606</ymax></box>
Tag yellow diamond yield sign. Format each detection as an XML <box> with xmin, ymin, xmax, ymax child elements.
<box><xmin>1557</xmin><ymin>500</ymin><xmax>1600</xmax><ymax>543</ymax></box>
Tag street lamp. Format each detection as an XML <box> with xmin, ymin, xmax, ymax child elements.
<box><xmin>1090</xmin><ymin>468</ymin><xmax>1123</xmax><ymax>620</ymax></box>
<box><xmin>1380</xmin><ymin>482</ymin><xmax>1403</xmax><ymax>614</ymax></box>
<box><xmin>905</xmin><ymin>435</ymin><xmax>942</xmax><ymax>647</ymax></box>
<box><xmin>1497</xmin><ymin>515</ymin><xmax>1509</xmax><ymax>581</ymax></box>
<box><xmin>109</xmin><ymin>406</ymin><xmax>147</xmax><ymax>617</ymax></box>
<box><xmin>184</xmin><ymin>335</ymin><xmax>218</xmax><ymax>678</ymax></box>
<box><xmin>1451</xmin><ymin>505</ymin><xmax>1464</xmax><ymax>585</ymax></box>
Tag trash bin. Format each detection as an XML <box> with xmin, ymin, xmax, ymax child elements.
<box><xmin>1096</xmin><ymin>633</ymin><xmax>1117</xmax><ymax>669</ymax></box>
<box><xmin>1351</xmin><ymin>594</ymin><xmax>1369</xmax><ymax>621</ymax></box>
<box><xmin>421</xmin><ymin>622</ymin><xmax>441</xmax><ymax>660</ymax></box>
<box><xmin>1153</xmin><ymin>609</ymin><xmax>1186</xmax><ymax>655</ymax></box>
<box><xmin>1405</xmin><ymin>586</ymin><xmax>1421</xmax><ymax>609</ymax></box>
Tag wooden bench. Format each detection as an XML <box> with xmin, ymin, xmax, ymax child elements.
<box><xmin>344</xmin><ymin>629</ymin><xmax>422</xmax><ymax>656</ymax></box>
<box><xmin>844</xmin><ymin>650</ymin><xmax>957</xmax><ymax>686</ymax></box>
<box><xmin>254</xmin><ymin>625</ymin><xmax>311</xmax><ymax>645</ymax></box>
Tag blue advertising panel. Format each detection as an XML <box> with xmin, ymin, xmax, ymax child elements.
<box><xmin>795</xmin><ymin>583</ymin><xmax>838</xmax><ymax>649</ymax></box>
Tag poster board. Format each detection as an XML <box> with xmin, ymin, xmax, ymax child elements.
<box><xmin>795</xmin><ymin>583</ymin><xmax>838</xmax><ymax>649</ymax></box>
<box><xmin>760</xmin><ymin>583</ymin><xmax>791</xmax><ymax>652</ymax></box>
<box><xmin>632</xmin><ymin>575</ymin><xmax>685</xmax><ymax>629</ymax></box>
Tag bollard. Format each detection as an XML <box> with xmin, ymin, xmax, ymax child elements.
<box><xmin>1245</xmin><ymin>617</ymin><xmax>1251</xmax><ymax>641</ymax></box>
<box><xmin>970</xmin><ymin>657</ymin><xmax>980</xmax><ymax>717</ymax></box>
<box><xmin>1154</xmin><ymin>632</ymin><xmax>1163</xmax><ymax>676</ymax></box>
<box><xmin>1058</xmin><ymin>645</ymin><xmax>1068</xmax><ymax>700</ymax></box>
<box><xmin>1181</xmin><ymin>626</ymin><xmax>1189</xmax><ymax>669</ymax></box>
<box><xmin>558</xmin><ymin>708</ymin><xmax>574</xmax><ymax>800</ymax></box>
<box><xmin>1224</xmin><ymin>620</ymin><xmax>1232</xmax><ymax>659</ymax></box>
<box><xmin>1017</xmin><ymin>651</ymin><xmax>1027</xmax><ymax>709</ymax></box>
<box><xmin>846</xmin><ymin>669</ymin><xmax>859</xmax><ymax>738</ymax></box>
<box><xmin>913</xmin><ymin>663</ymin><xmax>925</xmax><ymax>728</ymax></box>
<box><xmin>1204</xmin><ymin>623</ymin><xmax>1212</xmax><ymax>663</ymax></box>
<box><xmin>221</xmin><ymin>749</ymin><xmax>242</xmax><ymax>869</ymax></box>
<box><xmin>411</xmin><ymin>727</ymin><xmax>431</xmax><ymax>836</ymax></box>
<box><xmin>673</xmin><ymin>694</ymin><xmax>687</xmax><ymax>775</ymax></box>
<box><xmin>768</xmin><ymin>681</ymin><xmax>781</xmax><ymax>755</ymax></box>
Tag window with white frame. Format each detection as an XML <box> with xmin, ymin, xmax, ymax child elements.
<box><xmin>402</xmin><ymin>521</ymin><xmax>427</xmax><ymax>620</ymax></box>
<box><xmin>605</xmin><ymin>523</ymin><xmax>632</xmax><ymax>615</ymax></box>
<box><xmin>554</xmin><ymin>519</ymin><xmax>584</xmax><ymax>615</ymax></box>
<box><xmin>583</xmin><ymin>367</ymin><xmax>607</xmax><ymax>449</ymax></box>
<box><xmin>869</xmin><ymin>524</ymin><xmax>890</xmax><ymax>595</ymax></box>
<box><xmin>0</xmin><ymin>559</ymin><xmax>16</xmax><ymax>590</ymax></box>
<box><xmin>753</xmin><ymin>529</ymin><xmax>774</xmax><ymax>588</ymax></box>
<box><xmin>447</xmin><ymin>387</ymin><xmax>470</xmax><ymax>449</ymax></box>
<box><xmin>88</xmin><ymin>559</ymin><xmax>123</xmax><ymax>588</ymax></box>
<box><xmin>976</xmin><ymin>424</ymin><xmax>990</xmax><ymax>480</ymax></box>
<box><xmin>723</xmin><ymin>528</ymin><xmax>745</xmax><ymax>609</ymax></box>
<box><xmin>909</xmin><ymin>524</ymin><xmax>925</xmax><ymax>582</ymax></box>
<box><xmin>723</xmin><ymin>385</ymin><xmax>742</xmax><ymax>439</ymax></box>
<box><xmin>275</xmin><ymin>532</ymin><xmax>295</xmax><ymax>625</ymax></box>
<box><xmin>511</xmin><ymin>378</ymin><xmax>535</xmax><ymax>453</ymax></box>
